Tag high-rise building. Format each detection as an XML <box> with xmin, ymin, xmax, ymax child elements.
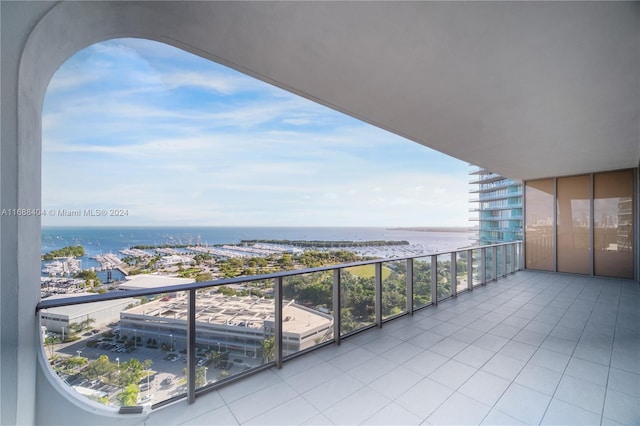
<box><xmin>469</xmin><ymin>166</ymin><xmax>523</xmax><ymax>246</ymax></box>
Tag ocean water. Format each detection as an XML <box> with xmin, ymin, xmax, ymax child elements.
<box><xmin>41</xmin><ymin>226</ymin><xmax>472</xmax><ymax>279</ymax></box>
<box><xmin>41</xmin><ymin>226</ymin><xmax>471</xmax><ymax>256</ymax></box>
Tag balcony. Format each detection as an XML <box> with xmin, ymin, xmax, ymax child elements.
<box><xmin>36</xmin><ymin>242</ymin><xmax>640</xmax><ymax>425</ymax></box>
<box><xmin>146</xmin><ymin>270</ymin><xmax>639</xmax><ymax>425</ymax></box>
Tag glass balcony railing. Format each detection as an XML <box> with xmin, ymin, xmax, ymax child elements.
<box><xmin>36</xmin><ymin>241</ymin><xmax>522</xmax><ymax>412</ymax></box>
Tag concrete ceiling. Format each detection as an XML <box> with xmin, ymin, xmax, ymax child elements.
<box><xmin>18</xmin><ymin>1</ymin><xmax>640</xmax><ymax>180</ymax></box>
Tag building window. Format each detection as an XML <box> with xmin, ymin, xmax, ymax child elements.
<box><xmin>594</xmin><ymin>170</ymin><xmax>634</xmax><ymax>278</ymax></box>
<box><xmin>525</xmin><ymin>179</ymin><xmax>555</xmax><ymax>271</ymax></box>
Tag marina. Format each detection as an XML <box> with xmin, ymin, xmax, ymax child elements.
<box><xmin>41</xmin><ymin>257</ymin><xmax>82</xmax><ymax>276</ymax></box>
<box><xmin>40</xmin><ymin>227</ymin><xmax>473</xmax><ymax>296</ymax></box>
<box><xmin>91</xmin><ymin>253</ymin><xmax>125</xmax><ymax>270</ymax></box>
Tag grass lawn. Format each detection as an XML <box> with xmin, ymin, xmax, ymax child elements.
<box><xmin>345</xmin><ymin>264</ymin><xmax>393</xmax><ymax>279</ymax></box>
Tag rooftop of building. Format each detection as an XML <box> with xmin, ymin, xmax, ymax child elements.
<box><xmin>122</xmin><ymin>292</ymin><xmax>333</xmax><ymax>335</ymax></box>
<box><xmin>41</xmin><ymin>292</ymin><xmax>137</xmax><ymax>319</ymax></box>
<box><xmin>119</xmin><ymin>274</ymin><xmax>195</xmax><ymax>291</ymax></box>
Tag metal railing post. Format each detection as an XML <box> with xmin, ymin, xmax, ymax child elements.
<box><xmin>406</xmin><ymin>258</ymin><xmax>414</xmax><ymax>315</ymax></box>
<box><xmin>450</xmin><ymin>252</ymin><xmax>457</xmax><ymax>298</ymax></box>
<box><xmin>187</xmin><ymin>289</ymin><xmax>196</xmax><ymax>404</ymax></box>
<box><xmin>431</xmin><ymin>256</ymin><xmax>438</xmax><ymax>305</ymax></box>
<box><xmin>333</xmin><ymin>269</ymin><xmax>341</xmax><ymax>345</ymax></box>
<box><xmin>492</xmin><ymin>246</ymin><xmax>498</xmax><ymax>282</ymax></box>
<box><xmin>481</xmin><ymin>247</ymin><xmax>486</xmax><ymax>285</ymax></box>
<box><xmin>375</xmin><ymin>262</ymin><xmax>383</xmax><ymax>327</ymax></box>
<box><xmin>502</xmin><ymin>245</ymin><xmax>508</xmax><ymax>277</ymax></box>
<box><xmin>467</xmin><ymin>249</ymin><xmax>473</xmax><ymax>291</ymax></box>
<box><xmin>274</xmin><ymin>277</ymin><xmax>283</xmax><ymax>369</ymax></box>
<box><xmin>518</xmin><ymin>241</ymin><xmax>525</xmax><ymax>271</ymax></box>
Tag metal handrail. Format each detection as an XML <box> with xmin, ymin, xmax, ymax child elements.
<box><xmin>36</xmin><ymin>241</ymin><xmax>521</xmax><ymax>311</ymax></box>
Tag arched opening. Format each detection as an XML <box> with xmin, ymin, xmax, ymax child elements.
<box><xmin>39</xmin><ymin>36</ymin><xmax>469</xmax><ymax>411</ymax></box>
<box><xmin>9</xmin><ymin>3</ymin><xmax>476</xmax><ymax>423</ymax></box>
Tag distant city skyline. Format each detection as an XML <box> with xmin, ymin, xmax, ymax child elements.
<box><xmin>42</xmin><ymin>38</ymin><xmax>470</xmax><ymax>227</ymax></box>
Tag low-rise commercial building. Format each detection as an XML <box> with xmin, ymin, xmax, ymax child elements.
<box><xmin>119</xmin><ymin>292</ymin><xmax>333</xmax><ymax>359</ymax></box>
<box><xmin>39</xmin><ymin>293</ymin><xmax>137</xmax><ymax>334</ymax></box>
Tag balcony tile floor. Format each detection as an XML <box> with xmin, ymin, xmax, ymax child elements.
<box><xmin>147</xmin><ymin>271</ymin><xmax>640</xmax><ymax>425</ymax></box>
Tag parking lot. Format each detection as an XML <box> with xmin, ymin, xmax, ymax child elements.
<box><xmin>50</xmin><ymin>329</ymin><xmax>259</xmax><ymax>406</ymax></box>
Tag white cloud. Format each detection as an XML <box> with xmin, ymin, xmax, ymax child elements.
<box><xmin>42</xmin><ymin>38</ymin><xmax>470</xmax><ymax>227</ymax></box>
<box><xmin>160</xmin><ymin>71</ymin><xmax>249</xmax><ymax>95</ymax></box>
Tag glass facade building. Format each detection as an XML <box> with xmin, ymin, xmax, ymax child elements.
<box><xmin>469</xmin><ymin>167</ymin><xmax>523</xmax><ymax>246</ymax></box>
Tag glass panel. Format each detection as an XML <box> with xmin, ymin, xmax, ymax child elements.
<box><xmin>557</xmin><ymin>175</ymin><xmax>591</xmax><ymax>274</ymax></box>
<box><xmin>471</xmin><ymin>249</ymin><xmax>482</xmax><ymax>286</ymax></box>
<box><xmin>281</xmin><ymin>271</ymin><xmax>334</xmax><ymax>355</ymax></box>
<box><xmin>412</xmin><ymin>257</ymin><xmax>432</xmax><ymax>309</ymax></box>
<box><xmin>192</xmin><ymin>279</ymin><xmax>275</xmax><ymax>392</ymax></box>
<box><xmin>41</xmin><ymin>293</ymin><xmax>184</xmax><ymax>408</ymax></box>
<box><xmin>436</xmin><ymin>254</ymin><xmax>451</xmax><ymax>301</ymax></box>
<box><xmin>594</xmin><ymin>170</ymin><xmax>634</xmax><ymax>278</ymax></box>
<box><xmin>340</xmin><ymin>266</ymin><xmax>375</xmax><ymax>335</ymax></box>
<box><xmin>505</xmin><ymin>245</ymin><xmax>512</xmax><ymax>274</ymax></box>
<box><xmin>525</xmin><ymin>179</ymin><xmax>555</xmax><ymax>271</ymax></box>
<box><xmin>381</xmin><ymin>260</ymin><xmax>407</xmax><ymax>320</ymax></box>
<box><xmin>456</xmin><ymin>251</ymin><xmax>469</xmax><ymax>293</ymax></box>
<box><xmin>485</xmin><ymin>249</ymin><xmax>494</xmax><ymax>282</ymax></box>
<box><xmin>496</xmin><ymin>246</ymin><xmax>504</xmax><ymax>277</ymax></box>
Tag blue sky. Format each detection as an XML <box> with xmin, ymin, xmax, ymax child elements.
<box><xmin>42</xmin><ymin>38</ymin><xmax>470</xmax><ymax>227</ymax></box>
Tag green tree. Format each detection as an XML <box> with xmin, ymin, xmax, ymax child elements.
<box><xmin>217</xmin><ymin>285</ymin><xmax>237</xmax><ymax>296</ymax></box>
<box><xmin>61</xmin><ymin>355</ymin><xmax>88</xmax><ymax>372</ymax></box>
<box><xmin>117</xmin><ymin>358</ymin><xmax>153</xmax><ymax>388</ymax></box>
<box><xmin>339</xmin><ymin>307</ymin><xmax>359</xmax><ymax>334</ymax></box>
<box><xmin>44</xmin><ymin>335</ymin><xmax>60</xmax><ymax>358</ymax></box>
<box><xmin>85</xmin><ymin>355</ymin><xmax>116</xmax><ymax>382</ymax></box>
<box><xmin>118</xmin><ymin>383</ymin><xmax>140</xmax><ymax>406</ymax></box>
<box><xmin>261</xmin><ymin>337</ymin><xmax>275</xmax><ymax>362</ymax></box>
<box><xmin>74</xmin><ymin>270</ymin><xmax>100</xmax><ymax>287</ymax></box>
<box><xmin>196</xmin><ymin>366</ymin><xmax>207</xmax><ymax>387</ymax></box>
<box><xmin>42</xmin><ymin>245</ymin><xmax>85</xmax><ymax>260</ymax></box>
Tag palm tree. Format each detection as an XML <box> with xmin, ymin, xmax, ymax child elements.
<box><xmin>261</xmin><ymin>337</ymin><xmax>275</xmax><ymax>362</ymax></box>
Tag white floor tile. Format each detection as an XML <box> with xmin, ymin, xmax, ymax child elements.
<box><xmin>301</xmin><ymin>373</ymin><xmax>364</xmax><ymax>411</ymax></box>
<box><xmin>481</xmin><ymin>353</ymin><xmax>526</xmax><ymax>381</ymax></box>
<box><xmin>322</xmin><ymin>387</ymin><xmax>390</xmax><ymax>425</ymax></box>
<box><xmin>514</xmin><ymin>363</ymin><xmax>562</xmax><ymax>396</ymax></box>
<box><xmin>227</xmin><ymin>381</ymin><xmax>297</xmax><ymax>424</ymax></box>
<box><xmin>243</xmin><ymin>396</ymin><xmax>319</xmax><ymax>425</ymax></box>
<box><xmin>458</xmin><ymin>370</ymin><xmax>510</xmax><ymax>406</ymax></box>
<box><xmin>428</xmin><ymin>359</ymin><xmax>476</xmax><ymax>390</ymax></box>
<box><xmin>540</xmin><ymin>398</ymin><xmax>602</xmax><ymax>426</ymax></box>
<box><xmin>368</xmin><ymin>365</ymin><xmax>424</xmax><ymax>399</ymax></box>
<box><xmin>363</xmin><ymin>401</ymin><xmax>423</xmax><ymax>425</ymax></box>
<box><xmin>603</xmin><ymin>388</ymin><xmax>640</xmax><ymax>425</ymax></box>
<box><xmin>427</xmin><ymin>392</ymin><xmax>491</xmax><ymax>426</ymax></box>
<box><xmin>402</xmin><ymin>349</ymin><xmax>449</xmax><ymax>376</ymax></box>
<box><xmin>494</xmin><ymin>383</ymin><xmax>551</xmax><ymax>425</ymax></box>
<box><xmin>453</xmin><ymin>344</ymin><xmax>495</xmax><ymax>368</ymax></box>
<box><xmin>564</xmin><ymin>357</ymin><xmax>609</xmax><ymax>386</ymax></box>
<box><xmin>554</xmin><ymin>375</ymin><xmax>606</xmax><ymax>415</ymax></box>
<box><xmin>607</xmin><ymin>367</ymin><xmax>640</xmax><ymax>398</ymax></box>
